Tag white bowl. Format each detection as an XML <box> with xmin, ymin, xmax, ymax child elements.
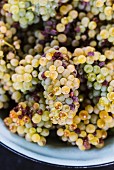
<box><xmin>0</xmin><ymin>117</ymin><xmax>114</xmax><ymax>168</ymax></box>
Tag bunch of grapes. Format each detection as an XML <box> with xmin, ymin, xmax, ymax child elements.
<box><xmin>0</xmin><ymin>0</ymin><xmax>114</xmax><ymax>150</ymax></box>
<box><xmin>38</xmin><ymin>47</ymin><xmax>80</xmax><ymax>125</ymax></box>
<box><xmin>4</xmin><ymin>90</ymin><xmax>52</xmax><ymax>146</ymax></box>
<box><xmin>3</xmin><ymin>0</ymin><xmax>68</xmax><ymax>28</ymax></box>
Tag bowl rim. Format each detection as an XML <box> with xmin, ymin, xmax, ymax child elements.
<box><xmin>1</xmin><ymin>142</ymin><xmax>114</xmax><ymax>168</ymax></box>
<box><xmin>1</xmin><ymin>118</ymin><xmax>114</xmax><ymax>168</ymax></box>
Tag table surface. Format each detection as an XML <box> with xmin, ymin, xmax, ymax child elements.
<box><xmin>0</xmin><ymin>144</ymin><xmax>114</xmax><ymax>170</ymax></box>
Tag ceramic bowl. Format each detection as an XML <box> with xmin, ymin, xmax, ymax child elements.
<box><xmin>0</xmin><ymin>115</ymin><xmax>114</xmax><ymax>168</ymax></box>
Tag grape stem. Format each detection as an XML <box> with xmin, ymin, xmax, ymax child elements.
<box><xmin>27</xmin><ymin>6</ymin><xmax>35</xmax><ymax>11</ymax></box>
<box><xmin>3</xmin><ymin>40</ymin><xmax>16</xmax><ymax>54</ymax></box>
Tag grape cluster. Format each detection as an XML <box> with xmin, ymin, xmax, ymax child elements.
<box><xmin>74</xmin><ymin>0</ymin><xmax>114</xmax><ymax>21</ymax></box>
<box><xmin>0</xmin><ymin>21</ymin><xmax>18</xmax><ymax>50</ymax></box>
<box><xmin>3</xmin><ymin>0</ymin><xmax>68</xmax><ymax>28</ymax></box>
<box><xmin>11</xmin><ymin>54</ymin><xmax>40</xmax><ymax>93</ymax></box>
<box><xmin>57</xmin><ymin>110</ymin><xmax>109</xmax><ymax>150</ymax></box>
<box><xmin>34</xmin><ymin>3</ymin><xmax>113</xmax><ymax>51</ymax></box>
<box><xmin>56</xmin><ymin>46</ymin><xmax>114</xmax><ymax>150</ymax></box>
<box><xmin>0</xmin><ymin>0</ymin><xmax>114</xmax><ymax>151</ymax></box>
<box><xmin>4</xmin><ymin>90</ymin><xmax>52</xmax><ymax>146</ymax></box>
<box><xmin>38</xmin><ymin>47</ymin><xmax>80</xmax><ymax>125</ymax></box>
<box><xmin>98</xmin><ymin>24</ymin><xmax>114</xmax><ymax>46</ymax></box>
<box><xmin>0</xmin><ymin>21</ymin><xmax>18</xmax><ymax>108</ymax></box>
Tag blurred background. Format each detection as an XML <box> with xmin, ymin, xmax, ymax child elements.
<box><xmin>0</xmin><ymin>144</ymin><xmax>114</xmax><ymax>170</ymax></box>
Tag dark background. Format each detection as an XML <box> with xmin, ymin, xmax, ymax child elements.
<box><xmin>0</xmin><ymin>145</ymin><xmax>114</xmax><ymax>170</ymax></box>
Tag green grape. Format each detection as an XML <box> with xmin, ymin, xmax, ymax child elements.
<box><xmin>97</xmin><ymin>74</ymin><xmax>105</xmax><ymax>83</ymax></box>
<box><xmin>10</xmin><ymin>5</ymin><xmax>19</xmax><ymax>14</ymax></box>
<box><xmin>84</xmin><ymin>64</ymin><xmax>93</xmax><ymax>73</ymax></box>
<box><xmin>12</xmin><ymin>13</ymin><xmax>19</xmax><ymax>21</ymax></box>
<box><xmin>101</xmin><ymin>86</ymin><xmax>107</xmax><ymax>92</ymax></box>
<box><xmin>19</xmin><ymin>9</ymin><xmax>26</xmax><ymax>17</ymax></box>
<box><xmin>19</xmin><ymin>17</ymin><xmax>28</xmax><ymax>26</ymax></box>
<box><xmin>93</xmin><ymin>90</ymin><xmax>100</xmax><ymax>97</ymax></box>
<box><xmin>94</xmin><ymin>82</ymin><xmax>102</xmax><ymax>90</ymax></box>
<box><xmin>26</xmin><ymin>11</ymin><xmax>34</xmax><ymax>22</ymax></box>
<box><xmin>87</xmin><ymin>81</ymin><xmax>93</xmax><ymax>88</ymax></box>
<box><xmin>93</xmin><ymin>65</ymin><xmax>101</xmax><ymax>74</ymax></box>
<box><xmin>19</xmin><ymin>1</ymin><xmax>26</xmax><ymax>8</ymax></box>
<box><xmin>88</xmin><ymin>73</ymin><xmax>96</xmax><ymax>82</ymax></box>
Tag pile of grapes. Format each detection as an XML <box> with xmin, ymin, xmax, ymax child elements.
<box><xmin>0</xmin><ymin>0</ymin><xmax>114</xmax><ymax>150</ymax></box>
